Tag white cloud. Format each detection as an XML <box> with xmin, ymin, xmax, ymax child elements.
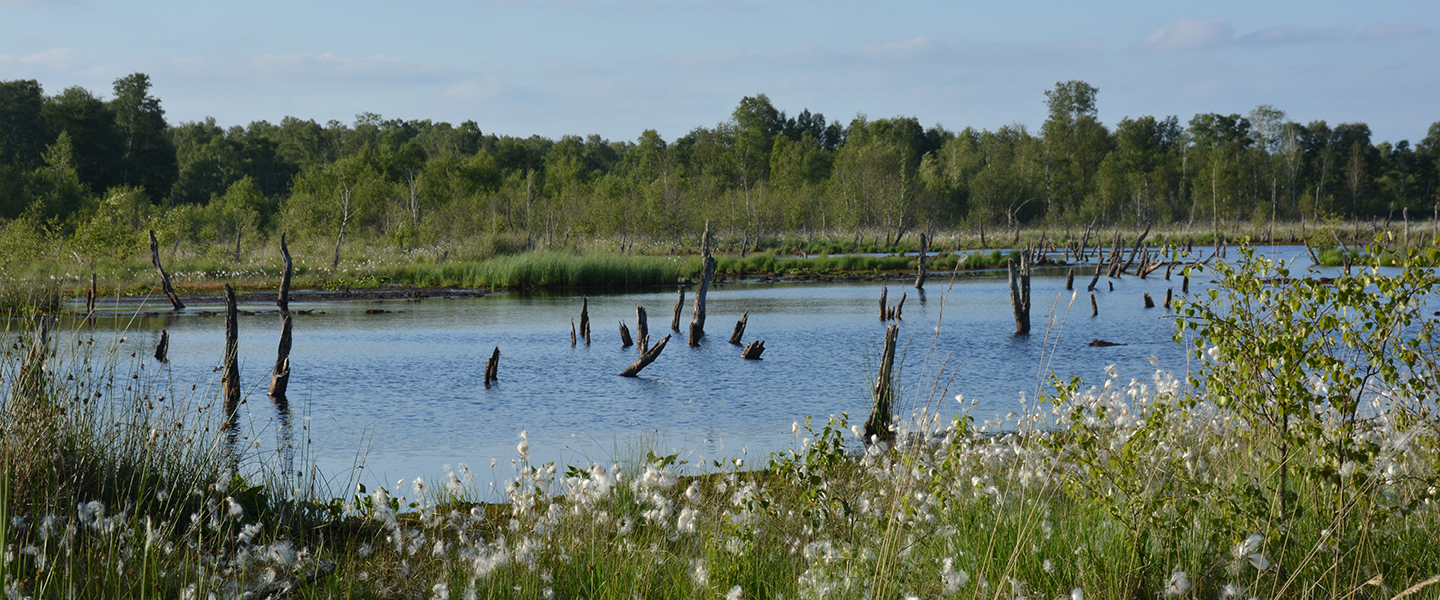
<box><xmin>1358</xmin><ymin>24</ymin><xmax>1428</xmax><ymax>41</ymax></box>
<box><xmin>1134</xmin><ymin>18</ymin><xmax>1234</xmax><ymax>53</ymax></box>
<box><xmin>1238</xmin><ymin>26</ymin><xmax>1344</xmax><ymax>46</ymax></box>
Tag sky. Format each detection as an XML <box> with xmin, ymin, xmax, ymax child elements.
<box><xmin>2</xmin><ymin>0</ymin><xmax>1437</xmax><ymax>145</ymax></box>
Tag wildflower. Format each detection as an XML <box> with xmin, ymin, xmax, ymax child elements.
<box><xmin>726</xmin><ymin>585</ymin><xmax>743</xmax><ymax>600</ymax></box>
<box><xmin>617</xmin><ymin>517</ymin><xmax>634</xmax><ymax>536</ymax></box>
<box><xmin>238</xmin><ymin>523</ymin><xmax>262</xmax><ymax>545</ymax></box>
<box><xmin>1206</xmin><ymin>345</ymin><xmax>1221</xmax><ymax>362</ymax></box>
<box><xmin>1247</xmin><ymin>553</ymin><xmax>1270</xmax><ymax>571</ymax></box>
<box><xmin>1042</xmin><ymin>559</ymin><xmax>1053</xmax><ymax>573</ymax></box>
<box><xmin>225</xmin><ymin>497</ymin><xmax>244</xmax><ymax>520</ymax></box>
<box><xmin>517</xmin><ymin>431</ymin><xmax>530</xmax><ymax>462</ymax></box>
<box><xmin>691</xmin><ymin>559</ymin><xmax>709</xmax><ymax>586</ymax></box>
<box><xmin>1165</xmin><ymin>571</ymin><xmax>1191</xmax><ymax>596</ymax></box>
<box><xmin>432</xmin><ymin>582</ymin><xmax>450</xmax><ymax>600</ymax></box>
<box><xmin>1071</xmin><ymin>589</ymin><xmax>1085</xmax><ymax>600</ymax></box>
<box><xmin>1220</xmin><ymin>583</ymin><xmax>1242</xmax><ymax>599</ymax></box>
<box><xmin>676</xmin><ymin>507</ymin><xmax>699</xmax><ymax>534</ymax></box>
<box><xmin>685</xmin><ymin>482</ymin><xmax>702</xmax><ymax>503</ymax></box>
<box><xmin>941</xmin><ymin>557</ymin><xmax>969</xmax><ymax>595</ymax></box>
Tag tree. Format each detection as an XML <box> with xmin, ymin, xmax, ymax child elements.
<box><xmin>0</xmin><ymin>79</ymin><xmax>48</xmax><ymax>169</ymax></box>
<box><xmin>41</xmin><ymin>86</ymin><xmax>124</xmax><ymax>196</ymax></box>
<box><xmin>111</xmin><ymin>73</ymin><xmax>177</xmax><ymax>197</ymax></box>
<box><xmin>1041</xmin><ymin>80</ymin><xmax>1110</xmax><ymax>221</ymax></box>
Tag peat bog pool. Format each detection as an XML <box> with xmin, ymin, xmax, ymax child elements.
<box><xmin>60</xmin><ymin>246</ymin><xmax>1330</xmax><ymax>496</ymax></box>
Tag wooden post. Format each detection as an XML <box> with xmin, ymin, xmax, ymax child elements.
<box><xmin>729</xmin><ymin>311</ymin><xmax>748</xmax><ymax>345</ymax></box>
<box><xmin>1090</xmin><ymin>293</ymin><xmax>1098</xmax><ymax>317</ymax></box>
<box><xmin>688</xmin><ymin>223</ymin><xmax>714</xmax><ymax>347</ymax></box>
<box><xmin>671</xmin><ymin>287</ymin><xmax>684</xmax><ymax>332</ymax></box>
<box><xmin>150</xmin><ymin>230</ymin><xmax>185</xmax><ymax>310</ymax></box>
<box><xmin>580</xmin><ymin>297</ymin><xmax>591</xmax><ymax>345</ymax></box>
<box><xmin>484</xmin><ymin>347</ymin><xmax>500</xmax><ymax>388</ymax></box>
<box><xmin>1144</xmin><ymin>293</ymin><xmax>1155</xmax><ymax>309</ymax></box>
<box><xmin>154</xmin><ymin>330</ymin><xmax>169</xmax><ymax>363</ymax></box>
<box><xmin>863</xmin><ymin>324</ymin><xmax>899</xmax><ymax>444</ymax></box>
<box><xmin>619</xmin><ymin>321</ymin><xmax>634</xmax><ymax>348</ymax></box>
<box><xmin>268</xmin><ymin>314</ymin><xmax>293</xmax><ymax>397</ymax></box>
<box><xmin>1065</xmin><ymin>268</ymin><xmax>1074</xmax><ymax>291</ymax></box>
<box><xmin>620</xmin><ymin>334</ymin><xmax>670</xmax><ymax>377</ymax></box>
<box><xmin>879</xmin><ymin>286</ymin><xmax>889</xmax><ymax>321</ymax></box>
<box><xmin>222</xmin><ymin>284</ymin><xmax>240</xmax><ymax>419</ymax></box>
<box><xmin>278</xmin><ymin>232</ymin><xmax>293</xmax><ymax>315</ymax></box>
<box><xmin>914</xmin><ymin>233</ymin><xmax>928</xmax><ymax>290</ymax></box>
<box><xmin>636</xmin><ymin>306</ymin><xmax>649</xmax><ymax>352</ymax></box>
<box><xmin>1008</xmin><ymin>256</ymin><xmax>1031</xmax><ymax>335</ymax></box>
<box><xmin>741</xmin><ymin>340</ymin><xmax>765</xmax><ymax>360</ymax></box>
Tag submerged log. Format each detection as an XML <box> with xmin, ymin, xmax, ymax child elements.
<box><xmin>636</xmin><ymin>306</ymin><xmax>650</xmax><ymax>352</ymax></box>
<box><xmin>1088</xmin><ymin>339</ymin><xmax>1127</xmax><ymax>347</ymax></box>
<box><xmin>580</xmin><ymin>297</ymin><xmax>591</xmax><ymax>345</ymax></box>
<box><xmin>729</xmin><ymin>311</ymin><xmax>748</xmax><ymax>345</ymax></box>
<box><xmin>222</xmin><ymin>284</ymin><xmax>240</xmax><ymax>418</ymax></box>
<box><xmin>863</xmin><ymin>324</ymin><xmax>900</xmax><ymax>444</ymax></box>
<box><xmin>150</xmin><ymin>230</ymin><xmax>185</xmax><ymax>310</ymax></box>
<box><xmin>741</xmin><ymin>340</ymin><xmax>766</xmax><ymax>360</ymax></box>
<box><xmin>484</xmin><ymin>347</ymin><xmax>500</xmax><ymax>388</ymax></box>
<box><xmin>155</xmin><ymin>329</ymin><xmax>169</xmax><ymax>363</ymax></box>
<box><xmin>671</xmin><ymin>287</ymin><xmax>685</xmax><ymax>332</ymax></box>
<box><xmin>278</xmin><ymin>232</ymin><xmax>293</xmax><ymax>314</ymax></box>
<box><xmin>1008</xmin><ymin>255</ymin><xmax>1031</xmax><ymax>335</ymax></box>
<box><xmin>620</xmin><ymin>334</ymin><xmax>671</xmax><ymax>377</ymax></box>
<box><xmin>268</xmin><ymin>314</ymin><xmax>293</xmax><ymax>397</ymax></box>
<box><xmin>620</xmin><ymin>321</ymin><xmax>634</xmax><ymax>348</ymax></box>
<box><xmin>689</xmin><ymin>223</ymin><xmax>714</xmax><ymax>347</ymax></box>
<box><xmin>1144</xmin><ymin>293</ymin><xmax>1155</xmax><ymax>309</ymax></box>
<box><xmin>914</xmin><ymin>233</ymin><xmax>928</xmax><ymax>290</ymax></box>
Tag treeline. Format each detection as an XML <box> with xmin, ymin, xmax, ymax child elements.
<box><xmin>3</xmin><ymin>75</ymin><xmax>1440</xmax><ymax>265</ymax></box>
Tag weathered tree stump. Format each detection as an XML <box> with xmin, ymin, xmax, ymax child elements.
<box><xmin>671</xmin><ymin>287</ymin><xmax>684</xmax><ymax>332</ymax></box>
<box><xmin>689</xmin><ymin>223</ymin><xmax>714</xmax><ymax>347</ymax></box>
<box><xmin>570</xmin><ymin>318</ymin><xmax>577</xmax><ymax>347</ymax></box>
<box><xmin>1182</xmin><ymin>274</ymin><xmax>1190</xmax><ymax>294</ymax></box>
<box><xmin>268</xmin><ymin>314</ymin><xmax>293</xmax><ymax>397</ymax></box>
<box><xmin>741</xmin><ymin>340</ymin><xmax>766</xmax><ymax>360</ymax></box>
<box><xmin>150</xmin><ymin>230</ymin><xmax>185</xmax><ymax>310</ymax></box>
<box><xmin>1144</xmin><ymin>293</ymin><xmax>1155</xmax><ymax>309</ymax></box>
<box><xmin>278</xmin><ymin>232</ymin><xmax>293</xmax><ymax>315</ymax></box>
<box><xmin>222</xmin><ymin>284</ymin><xmax>240</xmax><ymax>419</ymax></box>
<box><xmin>484</xmin><ymin>347</ymin><xmax>500</xmax><ymax>388</ymax></box>
<box><xmin>863</xmin><ymin>324</ymin><xmax>900</xmax><ymax>444</ymax></box>
<box><xmin>1108</xmin><ymin>281</ymin><xmax>1114</xmax><ymax>292</ymax></box>
<box><xmin>620</xmin><ymin>334</ymin><xmax>671</xmax><ymax>377</ymax></box>
<box><xmin>619</xmin><ymin>321</ymin><xmax>633</xmax><ymax>348</ymax></box>
<box><xmin>1164</xmin><ymin>288</ymin><xmax>1173</xmax><ymax>310</ymax></box>
<box><xmin>155</xmin><ymin>329</ymin><xmax>169</xmax><ymax>363</ymax></box>
<box><xmin>636</xmin><ymin>306</ymin><xmax>649</xmax><ymax>352</ymax></box>
<box><xmin>580</xmin><ymin>297</ymin><xmax>591</xmax><ymax>345</ymax></box>
<box><xmin>729</xmin><ymin>311</ymin><xmax>748</xmax><ymax>345</ymax></box>
<box><xmin>1090</xmin><ymin>293</ymin><xmax>1098</xmax><ymax>317</ymax></box>
<box><xmin>887</xmin><ymin>293</ymin><xmax>906</xmax><ymax>321</ymax></box>
<box><xmin>1087</xmin><ymin>258</ymin><xmax>1103</xmax><ymax>292</ymax></box>
<box><xmin>1065</xmin><ymin>268</ymin><xmax>1074</xmax><ymax>291</ymax></box>
<box><xmin>86</xmin><ymin>269</ymin><xmax>97</xmax><ymax>315</ymax></box>
<box><xmin>879</xmin><ymin>286</ymin><xmax>889</xmax><ymax>321</ymax></box>
<box><xmin>1008</xmin><ymin>256</ymin><xmax>1032</xmax><ymax>335</ymax></box>
<box><xmin>1165</xmin><ymin>261</ymin><xmax>1174</xmax><ymax>280</ymax></box>
<box><xmin>914</xmin><ymin>233</ymin><xmax>928</xmax><ymax>290</ymax></box>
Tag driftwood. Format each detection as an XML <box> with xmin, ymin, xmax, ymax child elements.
<box><xmin>580</xmin><ymin>297</ymin><xmax>591</xmax><ymax>345</ymax></box>
<box><xmin>483</xmin><ymin>347</ymin><xmax>500</xmax><ymax>388</ymax></box>
<box><xmin>278</xmin><ymin>232</ymin><xmax>293</xmax><ymax>314</ymax></box>
<box><xmin>914</xmin><ymin>233</ymin><xmax>928</xmax><ymax>290</ymax></box>
<box><xmin>620</xmin><ymin>334</ymin><xmax>671</xmax><ymax>377</ymax></box>
<box><xmin>741</xmin><ymin>340</ymin><xmax>766</xmax><ymax>360</ymax></box>
<box><xmin>636</xmin><ymin>306</ymin><xmax>649</xmax><ymax>352</ymax></box>
<box><xmin>729</xmin><ymin>311</ymin><xmax>748</xmax><ymax>345</ymax></box>
<box><xmin>863</xmin><ymin>324</ymin><xmax>900</xmax><ymax>444</ymax></box>
<box><xmin>671</xmin><ymin>287</ymin><xmax>684</xmax><ymax>332</ymax></box>
<box><xmin>619</xmin><ymin>321</ymin><xmax>634</xmax><ymax>348</ymax></box>
<box><xmin>1144</xmin><ymin>293</ymin><xmax>1155</xmax><ymax>309</ymax></box>
<box><xmin>268</xmin><ymin>314</ymin><xmax>293</xmax><ymax>397</ymax></box>
<box><xmin>1088</xmin><ymin>339</ymin><xmax>1127</xmax><ymax>347</ymax></box>
<box><xmin>150</xmin><ymin>230</ymin><xmax>185</xmax><ymax>310</ymax></box>
<box><xmin>1090</xmin><ymin>293</ymin><xmax>1098</xmax><ymax>317</ymax></box>
<box><xmin>1065</xmin><ymin>268</ymin><xmax>1074</xmax><ymax>291</ymax></box>
<box><xmin>154</xmin><ymin>330</ymin><xmax>169</xmax><ymax>363</ymax></box>
<box><xmin>1008</xmin><ymin>256</ymin><xmax>1032</xmax><ymax>335</ymax></box>
<box><xmin>222</xmin><ymin>284</ymin><xmax>240</xmax><ymax>418</ymax></box>
<box><xmin>689</xmin><ymin>223</ymin><xmax>714</xmax><ymax>347</ymax></box>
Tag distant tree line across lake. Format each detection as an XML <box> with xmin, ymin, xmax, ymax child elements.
<box><xmin>3</xmin><ymin>74</ymin><xmax>1440</xmax><ymax>261</ymax></box>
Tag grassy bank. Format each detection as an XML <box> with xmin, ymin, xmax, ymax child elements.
<box><xmin>5</xmin><ymin>247</ymin><xmax>1440</xmax><ymax>598</ymax></box>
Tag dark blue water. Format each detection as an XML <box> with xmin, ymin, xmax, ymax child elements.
<box><xmin>61</xmin><ymin>245</ymin><xmax>1333</xmax><ymax>496</ymax></box>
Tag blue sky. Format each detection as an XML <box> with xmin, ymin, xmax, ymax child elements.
<box><xmin>2</xmin><ymin>0</ymin><xmax>1436</xmax><ymax>144</ymax></box>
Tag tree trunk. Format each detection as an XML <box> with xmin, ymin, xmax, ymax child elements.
<box><xmin>619</xmin><ymin>321</ymin><xmax>634</xmax><ymax>348</ymax></box>
<box><xmin>278</xmin><ymin>233</ymin><xmax>293</xmax><ymax>315</ymax></box>
<box><xmin>268</xmin><ymin>314</ymin><xmax>293</xmax><ymax>398</ymax></box>
<box><xmin>729</xmin><ymin>311</ymin><xmax>748</xmax><ymax>345</ymax></box>
<box><xmin>1008</xmin><ymin>256</ymin><xmax>1031</xmax><ymax>335</ymax></box>
<box><xmin>914</xmin><ymin>232</ymin><xmax>928</xmax><ymax>290</ymax></box>
<box><xmin>150</xmin><ymin>230</ymin><xmax>185</xmax><ymax>310</ymax></box>
<box><xmin>620</xmin><ymin>334</ymin><xmax>671</xmax><ymax>377</ymax></box>
<box><xmin>636</xmin><ymin>306</ymin><xmax>649</xmax><ymax>352</ymax></box>
<box><xmin>484</xmin><ymin>347</ymin><xmax>500</xmax><ymax>388</ymax></box>
<box><xmin>154</xmin><ymin>329</ymin><xmax>169</xmax><ymax>363</ymax></box>
<box><xmin>689</xmin><ymin>223</ymin><xmax>714</xmax><ymax>347</ymax></box>
<box><xmin>741</xmin><ymin>340</ymin><xmax>766</xmax><ymax>360</ymax></box>
<box><xmin>223</xmin><ymin>284</ymin><xmax>241</xmax><ymax>419</ymax></box>
<box><xmin>671</xmin><ymin>287</ymin><xmax>685</xmax><ymax>332</ymax></box>
<box><xmin>580</xmin><ymin>297</ymin><xmax>591</xmax><ymax>345</ymax></box>
<box><xmin>863</xmin><ymin>324</ymin><xmax>900</xmax><ymax>444</ymax></box>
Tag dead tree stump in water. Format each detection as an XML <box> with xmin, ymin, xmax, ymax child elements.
<box><xmin>1090</xmin><ymin>293</ymin><xmax>1098</xmax><ymax>317</ymax></box>
<box><xmin>619</xmin><ymin>321</ymin><xmax>634</xmax><ymax>348</ymax></box>
<box><xmin>1144</xmin><ymin>293</ymin><xmax>1155</xmax><ymax>309</ymax></box>
<box><xmin>863</xmin><ymin>324</ymin><xmax>900</xmax><ymax>444</ymax></box>
<box><xmin>729</xmin><ymin>311</ymin><xmax>748</xmax><ymax>345</ymax></box>
<box><xmin>1165</xmin><ymin>261</ymin><xmax>1174</xmax><ymax>280</ymax></box>
<box><xmin>1065</xmin><ymin>268</ymin><xmax>1075</xmax><ymax>291</ymax></box>
<box><xmin>1008</xmin><ymin>256</ymin><xmax>1031</xmax><ymax>335</ymax></box>
<box><xmin>268</xmin><ymin>314</ymin><xmax>293</xmax><ymax>397</ymax></box>
<box><xmin>887</xmin><ymin>293</ymin><xmax>906</xmax><ymax>321</ymax></box>
<box><xmin>278</xmin><ymin>233</ymin><xmax>293</xmax><ymax>314</ymax></box>
<box><xmin>621</xmin><ymin>334</ymin><xmax>671</xmax><ymax>377</ymax></box>
<box><xmin>580</xmin><ymin>297</ymin><xmax>592</xmax><ymax>345</ymax></box>
<box><xmin>688</xmin><ymin>223</ymin><xmax>714</xmax><ymax>347</ymax></box>
<box><xmin>879</xmin><ymin>286</ymin><xmax>889</xmax><ymax>321</ymax></box>
<box><xmin>150</xmin><ymin>230</ymin><xmax>185</xmax><ymax>310</ymax></box>
<box><xmin>741</xmin><ymin>340</ymin><xmax>766</xmax><ymax>360</ymax></box>
<box><xmin>86</xmin><ymin>270</ymin><xmax>97</xmax><ymax>316</ymax></box>
<box><xmin>570</xmin><ymin>318</ymin><xmax>577</xmax><ymax>347</ymax></box>
<box><xmin>671</xmin><ymin>288</ymin><xmax>684</xmax><ymax>332</ymax></box>
<box><xmin>636</xmin><ymin>306</ymin><xmax>650</xmax><ymax>352</ymax></box>
<box><xmin>155</xmin><ymin>330</ymin><xmax>169</xmax><ymax>363</ymax></box>
<box><xmin>1087</xmin><ymin>258</ymin><xmax>1103</xmax><ymax>292</ymax></box>
<box><xmin>222</xmin><ymin>285</ymin><xmax>240</xmax><ymax>419</ymax></box>
<box><xmin>914</xmin><ymin>233</ymin><xmax>928</xmax><ymax>290</ymax></box>
<box><xmin>484</xmin><ymin>347</ymin><xmax>500</xmax><ymax>388</ymax></box>
<box><xmin>1164</xmin><ymin>288</ymin><xmax>1173</xmax><ymax>310</ymax></box>
<box><xmin>1182</xmin><ymin>274</ymin><xmax>1190</xmax><ymax>294</ymax></box>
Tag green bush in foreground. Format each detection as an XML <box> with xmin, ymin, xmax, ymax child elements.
<box><xmin>3</xmin><ymin>246</ymin><xmax>1440</xmax><ymax>599</ymax></box>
